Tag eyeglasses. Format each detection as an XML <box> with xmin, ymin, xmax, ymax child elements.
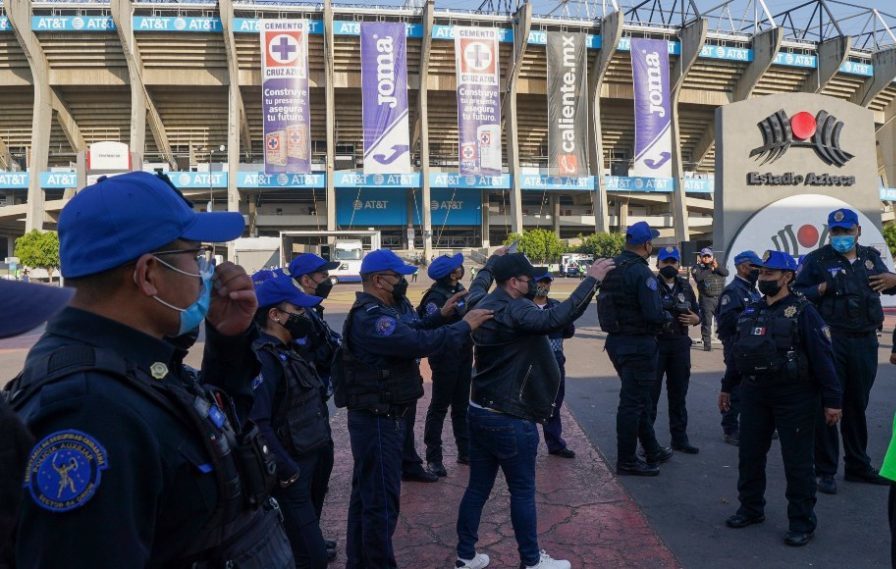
<box><xmin>154</xmin><ymin>246</ymin><xmax>214</xmax><ymax>276</ymax></box>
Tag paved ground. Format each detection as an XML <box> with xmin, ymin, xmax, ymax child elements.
<box><xmin>2</xmin><ymin>275</ymin><xmax>894</xmax><ymax>568</ymax></box>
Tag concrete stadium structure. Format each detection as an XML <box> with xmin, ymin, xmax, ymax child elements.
<box><xmin>0</xmin><ymin>0</ymin><xmax>894</xmax><ymax>260</ymax></box>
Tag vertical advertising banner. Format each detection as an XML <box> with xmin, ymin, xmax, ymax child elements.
<box><xmin>547</xmin><ymin>31</ymin><xmax>588</xmax><ymax>177</ymax></box>
<box><xmin>261</xmin><ymin>20</ymin><xmax>311</xmax><ymax>175</ymax></box>
<box><xmin>631</xmin><ymin>38</ymin><xmax>672</xmax><ymax>178</ymax></box>
<box><xmin>361</xmin><ymin>22</ymin><xmax>411</xmax><ymax>174</ymax></box>
<box><xmin>455</xmin><ymin>27</ymin><xmax>502</xmax><ymax>176</ymax></box>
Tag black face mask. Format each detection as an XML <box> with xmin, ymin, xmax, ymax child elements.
<box><xmin>392</xmin><ymin>277</ymin><xmax>409</xmax><ymax>303</ymax></box>
<box><xmin>282</xmin><ymin>312</ymin><xmax>314</xmax><ymax>340</ymax></box>
<box><xmin>659</xmin><ymin>266</ymin><xmax>678</xmax><ymax>280</ymax></box>
<box><xmin>748</xmin><ymin>269</ymin><xmax>760</xmax><ymax>285</ymax></box>
<box><xmin>757</xmin><ymin>279</ymin><xmax>782</xmax><ymax>297</ymax></box>
<box><xmin>313</xmin><ymin>277</ymin><xmax>334</xmax><ymax>299</ymax></box>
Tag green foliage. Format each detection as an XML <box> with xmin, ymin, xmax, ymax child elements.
<box><xmin>884</xmin><ymin>223</ymin><xmax>896</xmax><ymax>257</ymax></box>
<box><xmin>575</xmin><ymin>232</ymin><xmax>626</xmax><ymax>258</ymax></box>
<box><xmin>15</xmin><ymin>230</ymin><xmax>60</xmax><ymax>281</ymax></box>
<box><xmin>503</xmin><ymin>229</ymin><xmax>567</xmax><ymax>264</ymax></box>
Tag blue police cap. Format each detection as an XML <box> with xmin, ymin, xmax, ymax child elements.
<box><xmin>657</xmin><ymin>246</ymin><xmax>681</xmax><ymax>262</ymax></box>
<box><xmin>699</xmin><ymin>247</ymin><xmax>714</xmax><ymax>256</ymax></box>
<box><xmin>760</xmin><ymin>250</ymin><xmax>798</xmax><ymax>271</ymax></box>
<box><xmin>428</xmin><ymin>253</ymin><xmax>464</xmax><ymax>280</ymax></box>
<box><xmin>533</xmin><ymin>267</ymin><xmax>554</xmax><ymax>282</ymax></box>
<box><xmin>287</xmin><ymin>253</ymin><xmax>340</xmax><ymax>279</ymax></box>
<box><xmin>733</xmin><ymin>250</ymin><xmax>762</xmax><ymax>266</ymax></box>
<box><xmin>251</xmin><ymin>268</ymin><xmax>283</xmax><ymax>285</ymax></box>
<box><xmin>255</xmin><ymin>274</ymin><xmax>322</xmax><ymax>309</ymax></box>
<box><xmin>58</xmin><ymin>172</ymin><xmax>244</xmax><ymax>278</ymax></box>
<box><xmin>360</xmin><ymin>249</ymin><xmax>417</xmax><ymax>276</ymax></box>
<box><xmin>0</xmin><ymin>280</ymin><xmax>73</xmax><ymax>338</ymax></box>
<box><xmin>625</xmin><ymin>221</ymin><xmax>660</xmax><ymax>245</ymax></box>
<box><xmin>828</xmin><ymin>208</ymin><xmax>858</xmax><ymax>230</ymax></box>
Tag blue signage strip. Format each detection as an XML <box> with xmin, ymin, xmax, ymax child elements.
<box><xmin>232</xmin><ymin>18</ymin><xmax>323</xmax><ymax>35</ymax></box>
<box><xmin>32</xmin><ymin>16</ymin><xmax>116</xmax><ymax>32</ymax></box>
<box><xmin>617</xmin><ymin>37</ymin><xmax>681</xmax><ymax>55</ymax></box>
<box><xmin>40</xmin><ymin>171</ymin><xmax>77</xmax><ymax>189</ymax></box>
<box><xmin>430</xmin><ymin>172</ymin><xmax>510</xmax><ymax>189</ymax></box>
<box><xmin>772</xmin><ymin>51</ymin><xmax>817</xmax><ymax>69</ymax></box>
<box><xmin>333</xmin><ymin>171</ymin><xmax>420</xmax><ymax>188</ymax></box>
<box><xmin>413</xmin><ymin>188</ymin><xmax>482</xmax><ymax>226</ymax></box>
<box><xmin>839</xmin><ymin>60</ymin><xmax>873</xmax><ymax>77</ymax></box>
<box><xmin>236</xmin><ymin>171</ymin><xmax>325</xmax><ymax>188</ymax></box>
<box><xmin>0</xmin><ymin>172</ymin><xmax>28</xmax><ymax>190</ymax></box>
<box><xmin>336</xmin><ymin>188</ymin><xmax>407</xmax><ymax>226</ymax></box>
<box><xmin>168</xmin><ymin>171</ymin><xmax>228</xmax><ymax>189</ymax></box>
<box><xmin>700</xmin><ymin>44</ymin><xmax>752</xmax><ymax>63</ymax></box>
<box><xmin>133</xmin><ymin>16</ymin><xmax>223</xmax><ymax>33</ymax></box>
<box><xmin>521</xmin><ymin>174</ymin><xmax>594</xmax><ymax>191</ymax></box>
<box><xmin>0</xmin><ymin>17</ymin><xmax>11</xmax><ymax>32</ymax></box>
<box><xmin>881</xmin><ymin>187</ymin><xmax>896</xmax><ymax>201</ymax></box>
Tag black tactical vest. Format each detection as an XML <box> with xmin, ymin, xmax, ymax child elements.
<box><xmin>733</xmin><ymin>297</ymin><xmax>810</xmax><ymax>382</ymax></box>
<box><xmin>815</xmin><ymin>246</ymin><xmax>884</xmax><ymax>332</ymax></box>
<box><xmin>597</xmin><ymin>254</ymin><xmax>658</xmax><ymax>335</ymax></box>
<box><xmin>331</xmin><ymin>301</ymin><xmax>424</xmax><ymax>412</ymax></box>
<box><xmin>255</xmin><ymin>339</ymin><xmax>330</xmax><ymax>456</ymax></box>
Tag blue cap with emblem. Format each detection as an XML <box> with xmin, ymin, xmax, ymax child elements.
<box><xmin>699</xmin><ymin>247</ymin><xmax>714</xmax><ymax>256</ymax></box>
<box><xmin>287</xmin><ymin>253</ymin><xmax>340</xmax><ymax>279</ymax></box>
<box><xmin>760</xmin><ymin>250</ymin><xmax>798</xmax><ymax>271</ymax></box>
<box><xmin>827</xmin><ymin>208</ymin><xmax>858</xmax><ymax>229</ymax></box>
<box><xmin>427</xmin><ymin>253</ymin><xmax>464</xmax><ymax>280</ymax></box>
<box><xmin>733</xmin><ymin>250</ymin><xmax>762</xmax><ymax>267</ymax></box>
<box><xmin>251</xmin><ymin>267</ymin><xmax>283</xmax><ymax>285</ymax></box>
<box><xmin>58</xmin><ymin>171</ymin><xmax>245</xmax><ymax>279</ymax></box>
<box><xmin>625</xmin><ymin>221</ymin><xmax>660</xmax><ymax>245</ymax></box>
<box><xmin>533</xmin><ymin>267</ymin><xmax>554</xmax><ymax>282</ymax></box>
<box><xmin>657</xmin><ymin>246</ymin><xmax>680</xmax><ymax>262</ymax></box>
<box><xmin>360</xmin><ymin>249</ymin><xmax>417</xmax><ymax>276</ymax></box>
<box><xmin>255</xmin><ymin>274</ymin><xmax>323</xmax><ymax>309</ymax></box>
<box><xmin>0</xmin><ymin>280</ymin><xmax>73</xmax><ymax>338</ymax></box>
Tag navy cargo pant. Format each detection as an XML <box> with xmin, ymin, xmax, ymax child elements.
<box><xmin>650</xmin><ymin>335</ymin><xmax>692</xmax><ymax>446</ymax></box>
<box><xmin>275</xmin><ymin>449</ymin><xmax>329</xmax><ymax>569</ymax></box>
<box><xmin>346</xmin><ymin>409</ymin><xmax>405</xmax><ymax>569</ymax></box>
<box><xmin>816</xmin><ymin>330</ymin><xmax>878</xmax><ymax>477</ymax></box>
<box><xmin>737</xmin><ymin>380</ymin><xmax>819</xmax><ymax>533</ymax></box>
<box><xmin>699</xmin><ymin>295</ymin><xmax>719</xmax><ymax>347</ymax></box>
<box><xmin>720</xmin><ymin>337</ymin><xmax>742</xmax><ymax>436</ymax></box>
<box><xmin>424</xmin><ymin>355</ymin><xmax>472</xmax><ymax>463</ymax></box>
<box><xmin>606</xmin><ymin>334</ymin><xmax>662</xmax><ymax>463</ymax></box>
<box><xmin>542</xmin><ymin>362</ymin><xmax>567</xmax><ymax>453</ymax></box>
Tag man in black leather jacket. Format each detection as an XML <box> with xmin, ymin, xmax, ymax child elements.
<box><xmin>453</xmin><ymin>249</ymin><xmax>614</xmax><ymax>569</ymax></box>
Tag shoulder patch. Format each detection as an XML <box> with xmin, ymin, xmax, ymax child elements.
<box><xmin>646</xmin><ymin>278</ymin><xmax>658</xmax><ymax>291</ymax></box>
<box><xmin>721</xmin><ymin>295</ymin><xmax>730</xmax><ymax>306</ymax></box>
<box><xmin>251</xmin><ymin>374</ymin><xmax>264</xmax><ymax>390</ymax></box>
<box><xmin>425</xmin><ymin>302</ymin><xmax>439</xmax><ymax>316</ymax></box>
<box><xmin>374</xmin><ymin>316</ymin><xmax>397</xmax><ymax>337</ymax></box>
<box><xmin>25</xmin><ymin>430</ymin><xmax>109</xmax><ymax>513</ymax></box>
<box><xmin>821</xmin><ymin>325</ymin><xmax>831</xmax><ymax>342</ymax></box>
<box><xmin>865</xmin><ymin>259</ymin><xmax>874</xmax><ymax>271</ymax></box>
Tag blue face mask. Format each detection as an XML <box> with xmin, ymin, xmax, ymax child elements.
<box><xmin>151</xmin><ymin>253</ymin><xmax>215</xmax><ymax>335</ymax></box>
<box><xmin>831</xmin><ymin>235</ymin><xmax>856</xmax><ymax>254</ymax></box>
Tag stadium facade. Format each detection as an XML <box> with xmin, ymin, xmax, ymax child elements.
<box><xmin>0</xmin><ymin>0</ymin><xmax>894</xmax><ymax>260</ymax></box>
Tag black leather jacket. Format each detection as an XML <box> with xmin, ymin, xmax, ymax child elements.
<box><xmin>466</xmin><ymin>259</ymin><xmax>599</xmax><ymax>423</ymax></box>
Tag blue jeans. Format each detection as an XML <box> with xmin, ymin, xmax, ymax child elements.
<box><xmin>346</xmin><ymin>410</ymin><xmax>405</xmax><ymax>569</ymax></box>
<box><xmin>456</xmin><ymin>405</ymin><xmax>540</xmax><ymax>566</ymax></box>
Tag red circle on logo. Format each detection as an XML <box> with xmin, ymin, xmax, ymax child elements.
<box><xmin>790</xmin><ymin>112</ymin><xmax>817</xmax><ymax>140</ymax></box>
<box><xmin>797</xmin><ymin>224</ymin><xmax>819</xmax><ymax>248</ymax></box>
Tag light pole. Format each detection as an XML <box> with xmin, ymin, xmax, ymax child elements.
<box><xmin>207</xmin><ymin>144</ymin><xmax>225</xmax><ymax>212</ymax></box>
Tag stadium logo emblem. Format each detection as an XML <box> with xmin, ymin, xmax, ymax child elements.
<box><xmin>749</xmin><ymin>109</ymin><xmax>853</xmax><ymax>167</ymax></box>
<box><xmin>462</xmin><ymin>41</ymin><xmax>493</xmax><ymax>72</ymax></box>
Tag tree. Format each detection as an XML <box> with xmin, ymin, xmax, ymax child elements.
<box><xmin>575</xmin><ymin>232</ymin><xmax>626</xmax><ymax>258</ymax></box>
<box><xmin>503</xmin><ymin>229</ymin><xmax>566</xmax><ymax>264</ymax></box>
<box><xmin>16</xmin><ymin>230</ymin><xmax>60</xmax><ymax>282</ymax></box>
<box><xmin>884</xmin><ymin>223</ymin><xmax>896</xmax><ymax>257</ymax></box>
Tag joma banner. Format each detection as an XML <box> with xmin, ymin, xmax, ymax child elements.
<box><xmin>547</xmin><ymin>31</ymin><xmax>588</xmax><ymax>177</ymax></box>
<box><xmin>361</xmin><ymin>22</ymin><xmax>411</xmax><ymax>174</ymax></box>
<box><xmin>455</xmin><ymin>27</ymin><xmax>502</xmax><ymax>176</ymax></box>
<box><xmin>261</xmin><ymin>20</ymin><xmax>311</xmax><ymax>175</ymax></box>
<box><xmin>631</xmin><ymin>38</ymin><xmax>672</xmax><ymax>178</ymax></box>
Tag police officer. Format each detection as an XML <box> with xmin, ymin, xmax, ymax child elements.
<box><xmin>0</xmin><ymin>280</ymin><xmax>73</xmax><ymax>569</ymax></box>
<box><xmin>720</xmin><ymin>250</ymin><xmax>842</xmax><ymax>547</ymax></box>
<box><xmin>691</xmin><ymin>247</ymin><xmax>728</xmax><ymax>351</ymax></box>
<box><xmin>419</xmin><ymin>253</ymin><xmax>473</xmax><ymax>476</ymax></box>
<box><xmin>250</xmin><ymin>275</ymin><xmax>333</xmax><ymax>568</ymax></box>
<box><xmin>6</xmin><ymin>172</ymin><xmax>292</xmax><ymax>568</ymax></box>
<box><xmin>716</xmin><ymin>250</ymin><xmax>762</xmax><ymax>446</ymax></box>
<box><xmin>794</xmin><ymin>208</ymin><xmax>896</xmax><ymax>494</ymax></box>
<box><xmin>531</xmin><ymin>268</ymin><xmax>576</xmax><ymax>458</ymax></box>
<box><xmin>336</xmin><ymin>249</ymin><xmax>492</xmax><ymax>569</ymax></box>
<box><xmin>651</xmin><ymin>246</ymin><xmax>701</xmax><ymax>454</ymax></box>
<box><xmin>597</xmin><ymin>221</ymin><xmax>673</xmax><ymax>476</ymax></box>
<box><xmin>287</xmin><ymin>253</ymin><xmax>342</xmax><ymax>559</ymax></box>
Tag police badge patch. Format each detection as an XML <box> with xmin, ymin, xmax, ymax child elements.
<box><xmin>425</xmin><ymin>302</ymin><xmax>439</xmax><ymax>316</ymax></box>
<box><xmin>834</xmin><ymin>210</ymin><xmax>845</xmax><ymax>222</ymax></box>
<box><xmin>721</xmin><ymin>296</ymin><xmax>730</xmax><ymax>306</ymax></box>
<box><xmin>374</xmin><ymin>316</ymin><xmax>397</xmax><ymax>337</ymax></box>
<box><xmin>784</xmin><ymin>306</ymin><xmax>797</xmax><ymax>318</ymax></box>
<box><xmin>647</xmin><ymin>278</ymin><xmax>658</xmax><ymax>291</ymax></box>
<box><xmin>865</xmin><ymin>260</ymin><xmax>874</xmax><ymax>270</ymax></box>
<box><xmin>25</xmin><ymin>430</ymin><xmax>109</xmax><ymax>512</ymax></box>
<box><xmin>677</xmin><ymin>293</ymin><xmax>686</xmax><ymax>303</ymax></box>
<box><xmin>762</xmin><ymin>250</ymin><xmax>772</xmax><ymax>262</ymax></box>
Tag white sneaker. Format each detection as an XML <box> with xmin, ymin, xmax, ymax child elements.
<box><xmin>524</xmin><ymin>550</ymin><xmax>571</xmax><ymax>569</ymax></box>
<box><xmin>455</xmin><ymin>552</ymin><xmax>490</xmax><ymax>569</ymax></box>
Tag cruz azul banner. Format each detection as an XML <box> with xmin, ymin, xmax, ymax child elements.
<box><xmin>361</xmin><ymin>22</ymin><xmax>411</xmax><ymax>174</ymax></box>
<box><xmin>547</xmin><ymin>31</ymin><xmax>588</xmax><ymax>177</ymax></box>
<box><xmin>631</xmin><ymin>38</ymin><xmax>672</xmax><ymax>178</ymax></box>
<box><xmin>261</xmin><ymin>20</ymin><xmax>311</xmax><ymax>175</ymax></box>
<box><xmin>455</xmin><ymin>27</ymin><xmax>502</xmax><ymax>176</ymax></box>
